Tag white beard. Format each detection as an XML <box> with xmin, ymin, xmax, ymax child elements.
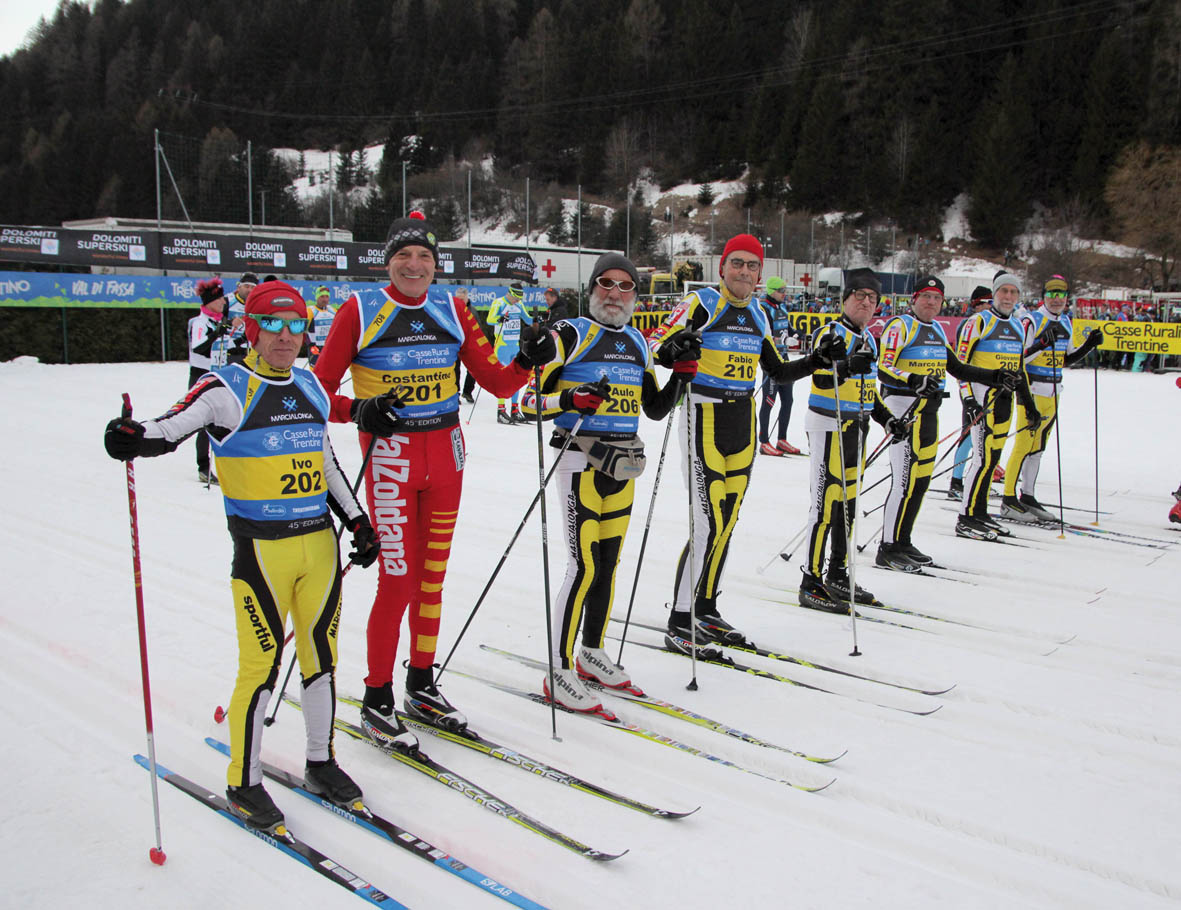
<box><xmin>588</xmin><ymin>292</ymin><xmax>635</xmax><ymax>328</ymax></box>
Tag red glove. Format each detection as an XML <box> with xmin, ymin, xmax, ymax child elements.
<box><xmin>559</xmin><ymin>377</ymin><xmax>612</xmax><ymax>415</ymax></box>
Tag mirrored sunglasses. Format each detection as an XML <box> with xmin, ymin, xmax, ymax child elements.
<box><xmin>249</xmin><ymin>314</ymin><xmax>308</xmax><ymax>334</ymax></box>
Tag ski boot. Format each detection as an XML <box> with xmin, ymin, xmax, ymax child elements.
<box><xmin>759</xmin><ymin>441</ymin><xmax>783</xmax><ymax>456</ymax></box>
<box><xmin>226</xmin><ymin>783</ymin><xmax>286</xmax><ymax>833</ymax></box>
<box><xmin>776</xmin><ymin>440</ymin><xmax>802</xmax><ymax>455</ymax></box>
<box><xmin>1001</xmin><ymin>494</ymin><xmax>1039</xmax><ymax>522</ymax></box>
<box><xmin>955</xmin><ymin>515</ymin><xmax>997</xmax><ymax>541</ymax></box>
<box><xmin>304</xmin><ymin>758</ymin><xmax>364</xmax><ymax>810</ymax></box>
<box><xmin>496</xmin><ymin>407</ymin><xmax>513</xmax><ymax>425</ymax></box>
<box><xmin>947</xmin><ymin>478</ymin><xmax>963</xmax><ymax>501</ymax></box>
<box><xmin>875</xmin><ymin>542</ymin><xmax>921</xmax><ymax>572</ymax></box>
<box><xmin>823</xmin><ymin>567</ymin><xmax>878</xmax><ymax>606</ymax></box>
<box><xmin>543</xmin><ymin>667</ymin><xmax>614</xmax><ymax>718</ymax></box>
<box><xmin>977</xmin><ymin>514</ymin><xmax>1011</xmax><ymax>537</ymax></box>
<box><xmin>1019</xmin><ymin>493</ymin><xmax>1056</xmax><ymax>523</ymax></box>
<box><xmin>577</xmin><ymin>646</ymin><xmax>645</xmax><ymax>696</ymax></box>
<box><xmin>799</xmin><ymin>572</ymin><xmax>846</xmax><ymax>613</ymax></box>
<box><xmin>404</xmin><ymin>666</ymin><xmax>468</xmax><ymax>732</ymax></box>
<box><xmin>360</xmin><ymin>683</ymin><xmax>419</xmax><ymax>753</ymax></box>
<box><xmin>896</xmin><ymin>541</ymin><xmax>933</xmax><ymax>566</ymax></box>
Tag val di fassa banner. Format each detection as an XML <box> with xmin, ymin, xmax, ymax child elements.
<box><xmin>1074</xmin><ymin>319</ymin><xmax>1181</xmax><ymax>355</ymax></box>
<box><xmin>0</xmin><ymin>224</ymin><xmax>535</xmax><ymax>281</ymax></box>
<box><xmin>0</xmin><ymin>271</ymin><xmax>551</xmax><ymax>311</ymax></box>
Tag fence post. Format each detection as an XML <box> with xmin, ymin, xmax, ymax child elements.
<box><xmin>61</xmin><ymin>307</ymin><xmax>69</xmax><ymax>364</ymax></box>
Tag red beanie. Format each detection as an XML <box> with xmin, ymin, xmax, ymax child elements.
<box><xmin>719</xmin><ymin>234</ymin><xmax>764</xmax><ymax>276</ymax></box>
<box><xmin>243</xmin><ymin>280</ymin><xmax>307</xmax><ymax>345</ymax></box>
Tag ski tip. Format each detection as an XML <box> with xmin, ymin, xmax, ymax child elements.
<box><xmin>799</xmin><ymin>777</ymin><xmax>837</xmax><ymax>793</ymax></box>
<box><xmin>808</xmin><ymin>749</ymin><xmax>849</xmax><ymax>764</ymax></box>
<box><xmin>206</xmin><ymin>737</ymin><xmax>230</xmax><ymax>756</ymax></box>
<box><xmin>588</xmin><ymin>847</ymin><xmax>630</xmax><ymax>862</ymax></box>
<box><xmin>664</xmin><ymin>805</ymin><xmax>702</xmax><ymax>819</ymax></box>
<box><xmin>133</xmin><ymin>754</ymin><xmax>174</xmax><ymax>778</ymax></box>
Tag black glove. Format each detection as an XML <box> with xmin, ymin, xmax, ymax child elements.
<box><xmin>963</xmin><ymin>397</ymin><xmax>984</xmax><ymax>425</ymax></box>
<box><xmin>559</xmin><ymin>377</ymin><xmax>613</xmax><ymax>415</ymax></box>
<box><xmin>346</xmin><ymin>515</ymin><xmax>380</xmax><ymax>568</ymax></box>
<box><xmin>104</xmin><ymin>417</ymin><xmax>145</xmax><ymax>461</ymax></box>
<box><xmin>1079</xmin><ymin>328</ymin><xmax>1102</xmax><ymax>352</ymax></box>
<box><xmin>515</xmin><ymin>322</ymin><xmax>557</xmax><ymax>369</ymax></box>
<box><xmin>992</xmin><ymin>368</ymin><xmax>1021</xmax><ymax>391</ymax></box>
<box><xmin>656</xmin><ymin>330</ymin><xmax>702</xmax><ymax>368</ymax></box>
<box><xmin>810</xmin><ymin>332</ymin><xmax>847</xmax><ymax>368</ymax></box>
<box><xmin>884</xmin><ymin>415</ymin><xmax>910</xmax><ymax>442</ymax></box>
<box><xmin>1022</xmin><ymin>406</ymin><xmax>1044</xmax><ymax>433</ymax></box>
<box><xmin>350</xmin><ymin>386</ymin><xmax>412</xmax><ymax>437</ymax></box>
<box><xmin>906</xmin><ymin>373</ymin><xmax>942</xmax><ymax>397</ymax></box>
<box><xmin>1050</xmin><ymin>320</ymin><xmax>1072</xmax><ymax>342</ymax></box>
<box><xmin>846</xmin><ymin>349</ymin><xmax>873</xmax><ymax>374</ymax></box>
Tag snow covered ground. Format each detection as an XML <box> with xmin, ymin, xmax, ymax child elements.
<box><xmin>4</xmin><ymin>358</ymin><xmax>1179</xmax><ymax>909</ymax></box>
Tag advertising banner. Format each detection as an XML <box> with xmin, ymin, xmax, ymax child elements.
<box><xmin>1074</xmin><ymin>319</ymin><xmax>1181</xmax><ymax>355</ymax></box>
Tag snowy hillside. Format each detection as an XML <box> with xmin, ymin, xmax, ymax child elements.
<box><xmin>5</xmin><ymin>359</ymin><xmax>1179</xmax><ymax>909</ymax></box>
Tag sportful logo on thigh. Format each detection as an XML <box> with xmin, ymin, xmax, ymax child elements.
<box><xmin>372</xmin><ymin>435</ymin><xmax>410</xmax><ymax>575</ymax></box>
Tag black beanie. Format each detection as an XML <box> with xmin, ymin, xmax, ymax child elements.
<box><xmin>842</xmin><ymin>267</ymin><xmax>881</xmax><ymax>300</ymax></box>
<box><xmin>385</xmin><ymin>211</ymin><xmax>439</xmax><ymax>264</ymax></box>
<box><xmin>913</xmin><ymin>274</ymin><xmax>945</xmax><ymax>296</ymax></box>
<box><xmin>588</xmin><ymin>252</ymin><xmax>639</xmax><ymax>294</ymax></box>
<box><xmin>970</xmin><ymin>285</ymin><xmax>991</xmax><ymax>305</ymax></box>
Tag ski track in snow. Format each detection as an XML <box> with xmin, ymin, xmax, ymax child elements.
<box><xmin>3</xmin><ymin>358</ymin><xmax>1179</xmax><ymax>909</ymax></box>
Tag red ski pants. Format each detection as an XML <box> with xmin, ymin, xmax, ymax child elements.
<box><xmin>359</xmin><ymin>427</ymin><xmax>465</xmax><ymax>687</ymax></box>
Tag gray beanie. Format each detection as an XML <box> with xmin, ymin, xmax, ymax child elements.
<box><xmin>588</xmin><ymin>252</ymin><xmax>639</xmax><ymax>294</ymax></box>
<box><xmin>992</xmin><ymin>270</ymin><xmax>1021</xmax><ymax>295</ymax></box>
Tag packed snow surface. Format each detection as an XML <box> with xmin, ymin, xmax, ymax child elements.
<box><xmin>4</xmin><ymin>358</ymin><xmax>1179</xmax><ymax>909</ymax></box>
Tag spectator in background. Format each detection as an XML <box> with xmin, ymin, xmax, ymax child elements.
<box><xmin>225</xmin><ymin>272</ymin><xmax>258</xmax><ymax>365</ymax></box>
<box><xmin>305</xmin><ymin>285</ymin><xmax>337</xmax><ymax>367</ymax></box>
<box><xmin>187</xmin><ymin>278</ymin><xmax>230</xmax><ymax>484</ymax></box>
<box><xmin>454</xmin><ymin>287</ymin><xmax>480</xmax><ymax>403</ymax></box>
<box><xmin>756</xmin><ymin>276</ymin><xmax>802</xmax><ymax>456</ymax></box>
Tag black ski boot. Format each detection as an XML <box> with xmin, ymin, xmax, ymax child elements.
<box><xmin>875</xmin><ymin>542</ymin><xmax>921</xmax><ymax>572</ymax></box>
<box><xmin>822</xmin><ymin>568</ymin><xmax>878</xmax><ymax>606</ymax></box>
<box><xmin>956</xmin><ymin>515</ymin><xmax>997</xmax><ymax>541</ymax></box>
<box><xmin>304</xmin><ymin>757</ymin><xmax>363</xmax><ymax>808</ymax></box>
<box><xmin>799</xmin><ymin>572</ymin><xmax>846</xmax><ymax>613</ymax></box>
<box><xmin>226</xmin><ymin>783</ymin><xmax>285</xmax><ymax>832</ymax></box>
<box><xmin>896</xmin><ymin>541</ymin><xmax>933</xmax><ymax>565</ymax></box>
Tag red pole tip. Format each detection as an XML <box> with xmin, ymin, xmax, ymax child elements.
<box><xmin>149</xmin><ymin>847</ymin><xmax>167</xmax><ymax>865</ymax></box>
<box><xmin>213</xmin><ymin>706</ymin><xmax>225</xmax><ymax>724</ymax></box>
<box><xmin>1175</xmin><ymin>376</ymin><xmax>1181</xmax><ymax>389</ymax></box>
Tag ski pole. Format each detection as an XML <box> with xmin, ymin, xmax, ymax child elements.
<box><xmin>616</xmin><ymin>379</ymin><xmax>682</xmax><ymax>666</ymax></box>
<box><xmin>120</xmin><ymin>394</ymin><xmax>166</xmax><ymax>867</ymax></box>
<box><xmin>685</xmin><ymin>395</ymin><xmax>699</xmax><ymax>692</ymax></box>
<box><xmin>846</xmin><ymin>365</ymin><xmax>869</xmax><ymax>657</ymax></box>
<box><xmin>758</xmin><ymin>521</ymin><xmax>810</xmax><ymax>575</ymax></box>
<box><xmin>1051</xmin><ymin>356</ymin><xmax>1066</xmax><ymax>538</ymax></box>
<box><xmin>1091</xmin><ymin>362</ymin><xmax>1100</xmax><ymax>526</ymax></box>
<box><xmin>434</xmin><ymin>418</ymin><xmax>585</xmax><ymax>681</ymax></box>
<box><xmin>826</xmin><ymin>349</ymin><xmax>861</xmax><ymax>656</ymax></box>
<box><xmin>526</xmin><ymin>306</ymin><xmax>562</xmax><ymax>741</ymax></box>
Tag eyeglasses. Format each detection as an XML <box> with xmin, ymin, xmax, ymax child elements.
<box><xmin>249</xmin><ymin>314</ymin><xmax>308</xmax><ymax>334</ymax></box>
<box><xmin>1046</xmin><ymin>291</ymin><xmax>1068</xmax><ymax>299</ymax></box>
<box><xmin>849</xmin><ymin>290</ymin><xmax>877</xmax><ymax>302</ymax></box>
<box><xmin>595</xmin><ymin>276</ymin><xmax>637</xmax><ymax>293</ymax></box>
<box><xmin>727</xmin><ymin>258</ymin><xmax>762</xmax><ymax>272</ymax></box>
